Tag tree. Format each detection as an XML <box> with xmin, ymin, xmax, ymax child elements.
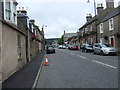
<box><xmin>58</xmin><ymin>35</ymin><xmax>64</xmax><ymax>45</ymax></box>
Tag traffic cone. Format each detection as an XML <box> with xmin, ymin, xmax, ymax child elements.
<box><xmin>44</xmin><ymin>56</ymin><xmax>49</xmax><ymax>66</ymax></box>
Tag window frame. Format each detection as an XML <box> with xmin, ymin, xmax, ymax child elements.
<box><xmin>100</xmin><ymin>23</ymin><xmax>104</xmax><ymax>33</ymax></box>
<box><xmin>109</xmin><ymin>18</ymin><xmax>114</xmax><ymax>31</ymax></box>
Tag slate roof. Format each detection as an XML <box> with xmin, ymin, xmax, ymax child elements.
<box><xmin>100</xmin><ymin>5</ymin><xmax>120</xmax><ymax>23</ymax></box>
<box><xmin>78</xmin><ymin>8</ymin><xmax>114</xmax><ymax>30</ymax></box>
<box><xmin>17</xmin><ymin>13</ymin><xmax>28</xmax><ymax>18</ymax></box>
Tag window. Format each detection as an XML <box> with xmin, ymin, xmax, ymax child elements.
<box><xmin>85</xmin><ymin>28</ymin><xmax>88</xmax><ymax>33</ymax></box>
<box><xmin>81</xmin><ymin>30</ymin><xmax>84</xmax><ymax>36</ymax></box>
<box><xmin>100</xmin><ymin>38</ymin><xmax>104</xmax><ymax>43</ymax></box>
<box><xmin>5</xmin><ymin>1</ymin><xmax>11</xmax><ymax>20</ymax></box>
<box><xmin>90</xmin><ymin>25</ymin><xmax>92</xmax><ymax>31</ymax></box>
<box><xmin>100</xmin><ymin>23</ymin><xmax>103</xmax><ymax>33</ymax></box>
<box><xmin>91</xmin><ymin>38</ymin><xmax>93</xmax><ymax>44</ymax></box>
<box><xmin>35</xmin><ymin>29</ymin><xmax>37</xmax><ymax>35</ymax></box>
<box><xmin>4</xmin><ymin>0</ymin><xmax>17</xmax><ymax>24</ymax></box>
<box><xmin>109</xmin><ymin>18</ymin><xmax>114</xmax><ymax>31</ymax></box>
<box><xmin>12</xmin><ymin>3</ymin><xmax>16</xmax><ymax>23</ymax></box>
<box><xmin>17</xmin><ymin>35</ymin><xmax>21</xmax><ymax>48</ymax></box>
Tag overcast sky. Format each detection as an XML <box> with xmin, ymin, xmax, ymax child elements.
<box><xmin>17</xmin><ymin>0</ymin><xmax>119</xmax><ymax>39</ymax></box>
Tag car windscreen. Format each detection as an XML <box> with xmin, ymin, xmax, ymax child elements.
<box><xmin>48</xmin><ymin>47</ymin><xmax>54</xmax><ymax>49</ymax></box>
<box><xmin>87</xmin><ymin>45</ymin><xmax>93</xmax><ymax>48</ymax></box>
<box><xmin>102</xmin><ymin>44</ymin><xmax>112</xmax><ymax>47</ymax></box>
<box><xmin>71</xmin><ymin>45</ymin><xmax>78</xmax><ymax>47</ymax></box>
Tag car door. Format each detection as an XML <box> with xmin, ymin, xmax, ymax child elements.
<box><xmin>97</xmin><ymin>44</ymin><xmax>102</xmax><ymax>54</ymax></box>
<box><xmin>94</xmin><ymin>44</ymin><xmax>99</xmax><ymax>53</ymax></box>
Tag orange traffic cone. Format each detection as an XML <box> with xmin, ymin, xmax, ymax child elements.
<box><xmin>44</xmin><ymin>56</ymin><xmax>49</xmax><ymax>66</ymax></box>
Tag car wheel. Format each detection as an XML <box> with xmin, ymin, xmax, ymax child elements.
<box><xmin>81</xmin><ymin>49</ymin><xmax>83</xmax><ymax>52</ymax></box>
<box><xmin>85</xmin><ymin>49</ymin><xmax>87</xmax><ymax>53</ymax></box>
<box><xmin>101</xmin><ymin>51</ymin><xmax>104</xmax><ymax>56</ymax></box>
<box><xmin>93</xmin><ymin>51</ymin><xmax>96</xmax><ymax>54</ymax></box>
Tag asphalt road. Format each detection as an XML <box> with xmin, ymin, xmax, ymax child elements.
<box><xmin>36</xmin><ymin>48</ymin><xmax>118</xmax><ymax>88</ymax></box>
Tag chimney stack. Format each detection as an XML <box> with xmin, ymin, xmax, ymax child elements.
<box><xmin>17</xmin><ymin>7</ymin><xmax>27</xmax><ymax>15</ymax></box>
<box><xmin>86</xmin><ymin>14</ymin><xmax>92</xmax><ymax>22</ymax></box>
<box><xmin>106</xmin><ymin>0</ymin><xmax>114</xmax><ymax>8</ymax></box>
<box><xmin>29</xmin><ymin>19</ymin><xmax>35</xmax><ymax>24</ymax></box>
<box><xmin>97</xmin><ymin>3</ymin><xmax>104</xmax><ymax>15</ymax></box>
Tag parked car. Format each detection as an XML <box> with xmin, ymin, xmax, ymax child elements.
<box><xmin>81</xmin><ymin>43</ymin><xmax>93</xmax><ymax>52</ymax></box>
<box><xmin>62</xmin><ymin>45</ymin><xmax>67</xmax><ymax>49</ymax></box>
<box><xmin>58</xmin><ymin>45</ymin><xmax>63</xmax><ymax>49</ymax></box>
<box><xmin>68</xmin><ymin>45</ymin><xmax>78</xmax><ymax>50</ymax></box>
<box><xmin>58</xmin><ymin>45</ymin><xmax>66</xmax><ymax>49</ymax></box>
<box><xmin>93</xmin><ymin>43</ymin><xmax>116</xmax><ymax>55</ymax></box>
<box><xmin>46</xmin><ymin>46</ymin><xmax>55</xmax><ymax>54</ymax></box>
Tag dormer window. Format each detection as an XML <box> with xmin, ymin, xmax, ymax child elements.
<box><xmin>4</xmin><ymin>0</ymin><xmax>17</xmax><ymax>25</ymax></box>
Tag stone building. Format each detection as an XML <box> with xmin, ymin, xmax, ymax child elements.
<box><xmin>78</xmin><ymin>0</ymin><xmax>114</xmax><ymax>47</ymax></box>
<box><xmin>98</xmin><ymin>5</ymin><xmax>120</xmax><ymax>52</ymax></box>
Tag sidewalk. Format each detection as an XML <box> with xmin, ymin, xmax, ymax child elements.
<box><xmin>2</xmin><ymin>51</ymin><xmax>45</xmax><ymax>89</ymax></box>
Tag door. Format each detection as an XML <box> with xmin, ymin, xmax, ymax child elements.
<box><xmin>109</xmin><ymin>37</ymin><xmax>115</xmax><ymax>47</ymax></box>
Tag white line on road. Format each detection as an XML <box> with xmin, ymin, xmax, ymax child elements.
<box><xmin>77</xmin><ymin>55</ymin><xmax>87</xmax><ymax>59</ymax></box>
<box><xmin>70</xmin><ymin>53</ymin><xmax>75</xmax><ymax>56</ymax></box>
<box><xmin>92</xmin><ymin>60</ymin><xmax>117</xmax><ymax>69</ymax></box>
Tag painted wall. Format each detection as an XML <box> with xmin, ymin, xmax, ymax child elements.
<box><xmin>2</xmin><ymin>22</ymin><xmax>26</xmax><ymax>81</ymax></box>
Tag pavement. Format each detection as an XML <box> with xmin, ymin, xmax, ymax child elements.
<box><xmin>2</xmin><ymin>51</ymin><xmax>45</xmax><ymax>89</ymax></box>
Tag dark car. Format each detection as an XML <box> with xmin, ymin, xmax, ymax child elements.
<box><xmin>46</xmin><ymin>46</ymin><xmax>55</xmax><ymax>54</ymax></box>
<box><xmin>68</xmin><ymin>45</ymin><xmax>78</xmax><ymax>50</ymax></box>
<box><xmin>81</xmin><ymin>43</ymin><xmax>93</xmax><ymax>52</ymax></box>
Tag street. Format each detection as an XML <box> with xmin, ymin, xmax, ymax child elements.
<box><xmin>36</xmin><ymin>48</ymin><xmax>118</xmax><ymax>88</ymax></box>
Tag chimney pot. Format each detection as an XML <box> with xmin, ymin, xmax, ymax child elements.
<box><xmin>106</xmin><ymin>0</ymin><xmax>114</xmax><ymax>8</ymax></box>
<box><xmin>97</xmin><ymin>3</ymin><xmax>104</xmax><ymax>15</ymax></box>
<box><xmin>86</xmin><ymin>13</ymin><xmax>92</xmax><ymax>22</ymax></box>
<box><xmin>22</xmin><ymin>7</ymin><xmax>24</xmax><ymax>10</ymax></box>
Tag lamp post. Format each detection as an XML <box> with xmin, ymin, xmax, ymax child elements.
<box><xmin>87</xmin><ymin>0</ymin><xmax>98</xmax><ymax>43</ymax></box>
<box><xmin>41</xmin><ymin>25</ymin><xmax>47</xmax><ymax>50</ymax></box>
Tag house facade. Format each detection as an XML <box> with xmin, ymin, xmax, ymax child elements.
<box><xmin>1</xmin><ymin>1</ymin><xmax>45</xmax><ymax>82</ymax></box>
<box><xmin>98</xmin><ymin>5</ymin><xmax>120</xmax><ymax>52</ymax></box>
<box><xmin>78</xmin><ymin>0</ymin><xmax>114</xmax><ymax>47</ymax></box>
<box><xmin>78</xmin><ymin>15</ymin><xmax>96</xmax><ymax>46</ymax></box>
<box><xmin>29</xmin><ymin>19</ymin><xmax>44</xmax><ymax>59</ymax></box>
<box><xmin>1</xmin><ymin>0</ymin><xmax>27</xmax><ymax>81</ymax></box>
<box><xmin>17</xmin><ymin>8</ymin><xmax>45</xmax><ymax>60</ymax></box>
<box><xmin>63</xmin><ymin>31</ymin><xmax>77</xmax><ymax>45</ymax></box>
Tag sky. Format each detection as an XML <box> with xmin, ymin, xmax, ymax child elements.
<box><xmin>17</xmin><ymin>0</ymin><xmax>119</xmax><ymax>39</ymax></box>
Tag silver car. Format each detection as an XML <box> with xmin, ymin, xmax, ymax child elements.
<box><xmin>93</xmin><ymin>43</ymin><xmax>116</xmax><ymax>55</ymax></box>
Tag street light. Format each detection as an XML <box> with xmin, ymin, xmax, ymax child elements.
<box><xmin>41</xmin><ymin>25</ymin><xmax>47</xmax><ymax>50</ymax></box>
<box><xmin>87</xmin><ymin>0</ymin><xmax>98</xmax><ymax>43</ymax></box>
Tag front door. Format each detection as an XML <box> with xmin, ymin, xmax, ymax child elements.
<box><xmin>110</xmin><ymin>37</ymin><xmax>115</xmax><ymax>47</ymax></box>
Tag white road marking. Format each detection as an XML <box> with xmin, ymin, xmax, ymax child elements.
<box><xmin>77</xmin><ymin>55</ymin><xmax>87</xmax><ymax>59</ymax></box>
<box><xmin>71</xmin><ymin>53</ymin><xmax>74</xmax><ymax>56</ymax></box>
<box><xmin>92</xmin><ymin>60</ymin><xmax>117</xmax><ymax>69</ymax></box>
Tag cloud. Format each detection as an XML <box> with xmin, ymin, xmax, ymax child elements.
<box><xmin>17</xmin><ymin>0</ymin><xmax>119</xmax><ymax>38</ymax></box>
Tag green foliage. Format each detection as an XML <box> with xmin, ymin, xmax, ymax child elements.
<box><xmin>58</xmin><ymin>35</ymin><xmax>64</xmax><ymax>45</ymax></box>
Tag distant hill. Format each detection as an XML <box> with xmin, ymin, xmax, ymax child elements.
<box><xmin>46</xmin><ymin>38</ymin><xmax>59</xmax><ymax>45</ymax></box>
